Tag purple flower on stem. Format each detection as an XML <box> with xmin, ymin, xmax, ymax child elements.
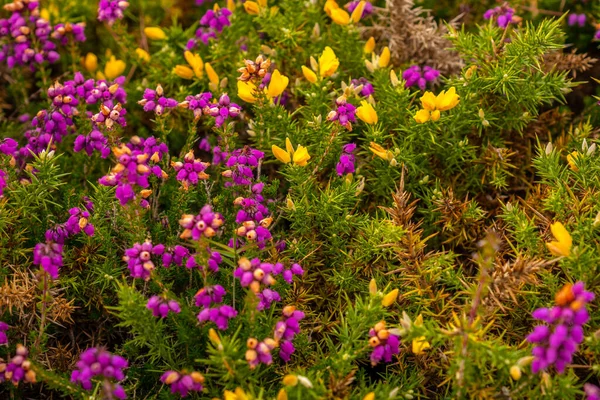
<box><xmin>351</xmin><ymin>77</ymin><xmax>374</xmax><ymax>97</ymax></box>
<box><xmin>0</xmin><ymin>321</ymin><xmax>8</xmax><ymax>345</ymax></box>
<box><xmin>346</xmin><ymin>0</ymin><xmax>373</xmax><ymax>18</ymax></box>
<box><xmin>245</xmin><ymin>337</ymin><xmax>277</xmax><ymax>369</ymax></box>
<box><xmin>0</xmin><ymin>345</ymin><xmax>36</xmax><ymax>384</ymax></box>
<box><xmin>327</xmin><ymin>95</ymin><xmax>356</xmax><ymax>131</ymax></box>
<box><xmin>274</xmin><ymin>306</ymin><xmax>305</xmax><ymax>362</ymax></box>
<box><xmin>483</xmin><ymin>4</ymin><xmax>516</xmax><ymax>28</ymax></box>
<box><xmin>123</xmin><ymin>240</ymin><xmax>166</xmax><ymax>281</ymax></box>
<box><xmin>206</xmin><ymin>94</ymin><xmax>241</xmax><ymax>127</ymax></box>
<box><xmin>222</xmin><ymin>147</ymin><xmax>264</xmax><ymax>187</ymax></box>
<box><xmin>526</xmin><ymin>282</ymin><xmax>595</xmax><ymax>374</ymax></box>
<box><xmin>33</xmin><ymin>241</ymin><xmax>64</xmax><ymax>279</ymax></box>
<box><xmin>71</xmin><ymin>347</ymin><xmax>128</xmax><ymax>399</ymax></box>
<box><xmin>162</xmin><ymin>245</ymin><xmax>191</xmax><ymax>267</ymax></box>
<box><xmin>147</xmin><ymin>296</ymin><xmax>181</xmax><ymax>318</ymax></box>
<box><xmin>197</xmin><ymin>305</ymin><xmax>237</xmax><ymax>330</ymax></box>
<box><xmin>74</xmin><ymin>130</ymin><xmax>111</xmax><ymax>158</ymax></box>
<box><xmin>368</xmin><ymin>321</ymin><xmax>400</xmax><ymax>366</ymax></box>
<box><xmin>98</xmin><ymin>0</ymin><xmax>129</xmax><ymax>25</ymax></box>
<box><xmin>51</xmin><ymin>22</ymin><xmax>86</xmax><ymax>45</ymax></box>
<box><xmin>187</xmin><ymin>4</ymin><xmax>232</xmax><ymax>48</ymax></box>
<box><xmin>0</xmin><ymin>138</ymin><xmax>18</xmax><ymax>156</ymax></box>
<box><xmin>195</xmin><ymin>285</ymin><xmax>226</xmax><ymax>308</ymax></box>
<box><xmin>234</xmin><ymin>257</ymin><xmax>289</xmax><ymax>310</ymax></box>
<box><xmin>172</xmin><ymin>150</ymin><xmax>210</xmax><ymax>190</ymax></box>
<box><xmin>160</xmin><ymin>370</ymin><xmax>205</xmax><ymax>397</ymax></box>
<box><xmin>585</xmin><ymin>384</ymin><xmax>600</xmax><ymax>400</ymax></box>
<box><xmin>138</xmin><ymin>84</ymin><xmax>178</xmax><ymax>115</ymax></box>
<box><xmin>0</xmin><ymin>169</ymin><xmax>7</xmax><ymax>197</ymax></box>
<box><xmin>181</xmin><ymin>92</ymin><xmax>212</xmax><ymax>120</ymax></box>
<box><xmin>567</xmin><ymin>13</ymin><xmax>586</xmax><ymax>28</ymax></box>
<box><xmin>336</xmin><ymin>143</ymin><xmax>356</xmax><ymax>176</ymax></box>
<box><xmin>179</xmin><ymin>205</ymin><xmax>224</xmax><ymax>240</ymax></box>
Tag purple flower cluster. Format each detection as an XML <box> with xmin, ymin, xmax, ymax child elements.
<box><xmin>567</xmin><ymin>13</ymin><xmax>586</xmax><ymax>27</ymax></box>
<box><xmin>138</xmin><ymin>84</ymin><xmax>179</xmax><ymax>115</ymax></box>
<box><xmin>187</xmin><ymin>5</ymin><xmax>232</xmax><ymax>49</ymax></box>
<box><xmin>179</xmin><ymin>205</ymin><xmax>224</xmax><ymax>240</ymax></box>
<box><xmin>402</xmin><ymin>65</ymin><xmax>440</xmax><ymax>90</ymax></box>
<box><xmin>181</xmin><ymin>92</ymin><xmax>212</xmax><ymax>120</ymax></box>
<box><xmin>585</xmin><ymin>384</ymin><xmax>600</xmax><ymax>400</ymax></box>
<box><xmin>527</xmin><ymin>282</ymin><xmax>594</xmax><ymax>374</ymax></box>
<box><xmin>98</xmin><ymin>136</ymin><xmax>168</xmax><ymax>206</ymax></box>
<box><xmin>71</xmin><ymin>348</ymin><xmax>128</xmax><ymax>399</ymax></box>
<box><xmin>232</xmin><ymin>183</ymin><xmax>273</xmax><ymax>249</ymax></box>
<box><xmin>195</xmin><ymin>285</ymin><xmax>236</xmax><ymax>330</ymax></box>
<box><xmin>147</xmin><ymin>296</ymin><xmax>181</xmax><ymax>318</ymax></box>
<box><xmin>327</xmin><ymin>95</ymin><xmax>356</xmax><ymax>131</ymax></box>
<box><xmin>368</xmin><ymin>321</ymin><xmax>400</xmax><ymax>366</ymax></box>
<box><xmin>160</xmin><ymin>370</ymin><xmax>205</xmax><ymax>397</ymax></box>
<box><xmin>346</xmin><ymin>0</ymin><xmax>373</xmax><ymax>18</ymax></box>
<box><xmin>245</xmin><ymin>337</ymin><xmax>277</xmax><ymax>369</ymax></box>
<box><xmin>0</xmin><ymin>137</ymin><xmax>18</xmax><ymax>156</ymax></box>
<box><xmin>223</xmin><ymin>147</ymin><xmax>265</xmax><ymax>187</ymax></box>
<box><xmin>206</xmin><ymin>93</ymin><xmax>241</xmax><ymax>127</ymax></box>
<box><xmin>0</xmin><ymin>169</ymin><xmax>6</xmax><ymax>197</ymax></box>
<box><xmin>98</xmin><ymin>0</ymin><xmax>129</xmax><ymax>25</ymax></box>
<box><xmin>33</xmin><ymin>240</ymin><xmax>63</xmax><ymax>279</ymax></box>
<box><xmin>483</xmin><ymin>4</ymin><xmax>515</xmax><ymax>28</ymax></box>
<box><xmin>91</xmin><ymin>102</ymin><xmax>126</xmax><ymax>130</ymax></box>
<box><xmin>51</xmin><ymin>22</ymin><xmax>86</xmax><ymax>45</ymax></box>
<box><xmin>595</xmin><ymin>29</ymin><xmax>600</xmax><ymax>40</ymax></box>
<box><xmin>172</xmin><ymin>150</ymin><xmax>210</xmax><ymax>190</ymax></box>
<box><xmin>336</xmin><ymin>143</ymin><xmax>356</xmax><ymax>176</ymax></box>
<box><xmin>274</xmin><ymin>306</ymin><xmax>305</xmax><ymax>362</ymax></box>
<box><xmin>123</xmin><ymin>240</ymin><xmax>165</xmax><ymax>281</ymax></box>
<box><xmin>234</xmin><ymin>257</ymin><xmax>303</xmax><ymax>310</ymax></box>
<box><xmin>0</xmin><ymin>345</ymin><xmax>36</xmax><ymax>384</ymax></box>
<box><xmin>74</xmin><ymin>129</ymin><xmax>111</xmax><ymax>158</ymax></box>
<box><xmin>0</xmin><ymin>321</ymin><xmax>8</xmax><ymax>345</ymax></box>
<box><xmin>162</xmin><ymin>245</ymin><xmax>191</xmax><ymax>267</ymax></box>
<box><xmin>351</xmin><ymin>77</ymin><xmax>374</xmax><ymax>97</ymax></box>
<box><xmin>0</xmin><ymin>0</ymin><xmax>60</xmax><ymax>69</ymax></box>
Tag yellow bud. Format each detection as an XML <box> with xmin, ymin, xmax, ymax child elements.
<box><xmin>173</xmin><ymin>65</ymin><xmax>194</xmax><ymax>80</ymax></box>
<box><xmin>301</xmin><ymin>66</ymin><xmax>317</xmax><ymax>83</ymax></box>
<box><xmin>205</xmin><ymin>63</ymin><xmax>219</xmax><ymax>85</ymax></box>
<box><xmin>135</xmin><ymin>48</ymin><xmax>150</xmax><ymax>62</ymax></box>
<box><xmin>390</xmin><ymin>69</ymin><xmax>399</xmax><ymax>87</ymax></box>
<box><xmin>227</xmin><ymin>0</ymin><xmax>236</xmax><ymax>11</ymax></box>
<box><xmin>208</xmin><ymin>328</ymin><xmax>222</xmax><ymax>348</ymax></box>
<box><xmin>510</xmin><ymin>365</ymin><xmax>522</xmax><ymax>380</ymax></box>
<box><xmin>363</xmin><ymin>392</ymin><xmax>375</xmax><ymax>400</ymax></box>
<box><xmin>283</xmin><ymin>375</ymin><xmax>298</xmax><ymax>386</ymax></box>
<box><xmin>244</xmin><ymin>0</ymin><xmax>260</xmax><ymax>14</ymax></box>
<box><xmin>144</xmin><ymin>27</ymin><xmax>166</xmax><ymax>40</ymax></box>
<box><xmin>369</xmin><ymin>279</ymin><xmax>377</xmax><ymax>295</ymax></box>
<box><xmin>381</xmin><ymin>289</ymin><xmax>398</xmax><ymax>307</ymax></box>
<box><xmin>364</xmin><ymin>36</ymin><xmax>375</xmax><ymax>53</ymax></box>
<box><xmin>378</xmin><ymin>47</ymin><xmax>391</xmax><ymax>68</ymax></box>
<box><xmin>277</xmin><ymin>389</ymin><xmax>288</xmax><ymax>400</ymax></box>
<box><xmin>83</xmin><ymin>52</ymin><xmax>98</xmax><ymax>72</ymax></box>
<box><xmin>350</xmin><ymin>1</ymin><xmax>366</xmax><ymax>23</ymax></box>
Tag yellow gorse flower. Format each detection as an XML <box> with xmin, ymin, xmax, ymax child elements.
<box><xmin>223</xmin><ymin>387</ymin><xmax>249</xmax><ymax>400</ymax></box>
<box><xmin>363</xmin><ymin>393</ymin><xmax>375</xmax><ymax>400</ymax></box>
<box><xmin>378</xmin><ymin>46</ymin><xmax>390</xmax><ymax>68</ymax></box>
<box><xmin>282</xmin><ymin>374</ymin><xmax>298</xmax><ymax>386</ymax></box>
<box><xmin>567</xmin><ymin>151</ymin><xmax>581</xmax><ymax>172</ymax></box>
<box><xmin>173</xmin><ymin>65</ymin><xmax>194</xmax><ymax>80</ymax></box>
<box><xmin>414</xmin><ymin>87</ymin><xmax>460</xmax><ymax>123</ymax></box>
<box><xmin>324</xmin><ymin>0</ymin><xmax>366</xmax><ymax>25</ymax></box>
<box><xmin>277</xmin><ymin>389</ymin><xmax>288</xmax><ymax>400</ymax></box>
<box><xmin>356</xmin><ymin>101</ymin><xmax>378</xmax><ymax>124</ymax></box>
<box><xmin>135</xmin><ymin>48</ymin><xmax>150</xmax><ymax>62</ymax></box>
<box><xmin>144</xmin><ymin>27</ymin><xmax>166</xmax><ymax>40</ymax></box>
<box><xmin>272</xmin><ymin>138</ymin><xmax>311</xmax><ymax>166</ymax></box>
<box><xmin>244</xmin><ymin>0</ymin><xmax>266</xmax><ymax>15</ymax></box>
<box><xmin>369</xmin><ymin>142</ymin><xmax>394</xmax><ymax>161</ymax></box>
<box><xmin>237</xmin><ymin>69</ymin><xmax>289</xmax><ymax>103</ymax></box>
<box><xmin>205</xmin><ymin>62</ymin><xmax>219</xmax><ymax>85</ymax></box>
<box><xmin>104</xmin><ymin>55</ymin><xmax>126</xmax><ymax>80</ymax></box>
<box><xmin>382</xmin><ymin>289</ymin><xmax>398</xmax><ymax>307</ymax></box>
<box><xmin>364</xmin><ymin>36</ymin><xmax>375</xmax><ymax>53</ymax></box>
<box><xmin>83</xmin><ymin>52</ymin><xmax>98</xmax><ymax>72</ymax></box>
<box><xmin>318</xmin><ymin>46</ymin><xmax>339</xmax><ymax>78</ymax></box>
<box><xmin>301</xmin><ymin>66</ymin><xmax>317</xmax><ymax>83</ymax></box>
<box><xmin>184</xmin><ymin>51</ymin><xmax>204</xmax><ymax>78</ymax></box>
<box><xmin>546</xmin><ymin>222</ymin><xmax>572</xmax><ymax>257</ymax></box>
<box><xmin>412</xmin><ymin>314</ymin><xmax>431</xmax><ymax>355</ymax></box>
<box><xmin>237</xmin><ymin>80</ymin><xmax>258</xmax><ymax>103</ymax></box>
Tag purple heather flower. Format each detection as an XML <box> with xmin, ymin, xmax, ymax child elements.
<box><xmin>45</xmin><ymin>207</ymin><xmax>94</xmax><ymax>244</ymax></box>
<box><xmin>234</xmin><ymin>257</ymin><xmax>290</xmax><ymax>310</ymax></box>
<box><xmin>179</xmin><ymin>205</ymin><xmax>224</xmax><ymax>240</ymax></box>
<box><xmin>197</xmin><ymin>305</ymin><xmax>237</xmax><ymax>330</ymax></box>
<box><xmin>172</xmin><ymin>150</ymin><xmax>210</xmax><ymax>190</ymax></box>
<box><xmin>74</xmin><ymin>130</ymin><xmax>111</xmax><ymax>158</ymax></box>
<box><xmin>187</xmin><ymin>5</ymin><xmax>232</xmax><ymax>48</ymax></box>
<box><xmin>160</xmin><ymin>370</ymin><xmax>205</xmax><ymax>397</ymax></box>
<box><xmin>33</xmin><ymin>241</ymin><xmax>64</xmax><ymax>279</ymax></box>
<box><xmin>198</xmin><ymin>138</ymin><xmax>211</xmax><ymax>152</ymax></box>
<box><xmin>346</xmin><ymin>0</ymin><xmax>373</xmax><ymax>18</ymax></box>
<box><xmin>162</xmin><ymin>245</ymin><xmax>191</xmax><ymax>267</ymax></box>
<box><xmin>51</xmin><ymin>22</ymin><xmax>86</xmax><ymax>45</ymax></box>
<box><xmin>274</xmin><ymin>306</ymin><xmax>305</xmax><ymax>362</ymax></box>
<box><xmin>0</xmin><ymin>345</ymin><xmax>36</xmax><ymax>384</ymax></box>
<box><xmin>147</xmin><ymin>296</ymin><xmax>181</xmax><ymax>318</ymax></box>
<box><xmin>0</xmin><ymin>138</ymin><xmax>18</xmax><ymax>156</ymax></box>
<box><xmin>527</xmin><ymin>282</ymin><xmax>595</xmax><ymax>374</ymax></box>
<box><xmin>98</xmin><ymin>0</ymin><xmax>129</xmax><ymax>25</ymax></box>
<box><xmin>327</xmin><ymin>95</ymin><xmax>356</xmax><ymax>130</ymax></box>
<box><xmin>567</xmin><ymin>13</ymin><xmax>586</xmax><ymax>28</ymax></box>
<box><xmin>369</xmin><ymin>321</ymin><xmax>400</xmax><ymax>366</ymax></box>
<box><xmin>336</xmin><ymin>143</ymin><xmax>356</xmax><ymax>176</ymax></box>
<box><xmin>195</xmin><ymin>285</ymin><xmax>226</xmax><ymax>308</ymax></box>
<box><xmin>223</xmin><ymin>147</ymin><xmax>264</xmax><ymax>187</ymax></box>
<box><xmin>351</xmin><ymin>77</ymin><xmax>374</xmax><ymax>97</ymax></box>
<box><xmin>71</xmin><ymin>347</ymin><xmax>128</xmax><ymax>399</ymax></box>
<box><xmin>206</xmin><ymin>93</ymin><xmax>241</xmax><ymax>127</ymax></box>
<box><xmin>585</xmin><ymin>384</ymin><xmax>600</xmax><ymax>400</ymax></box>
<box><xmin>402</xmin><ymin>65</ymin><xmax>440</xmax><ymax>90</ymax></box>
<box><xmin>0</xmin><ymin>321</ymin><xmax>8</xmax><ymax>345</ymax></box>
<box><xmin>483</xmin><ymin>4</ymin><xmax>515</xmax><ymax>28</ymax></box>
<box><xmin>282</xmin><ymin>263</ymin><xmax>304</xmax><ymax>284</ymax></box>
<box><xmin>91</xmin><ymin>102</ymin><xmax>127</xmax><ymax>130</ymax></box>
<box><xmin>123</xmin><ymin>240</ymin><xmax>166</xmax><ymax>281</ymax></box>
<box><xmin>245</xmin><ymin>338</ymin><xmax>277</xmax><ymax>369</ymax></box>
<box><xmin>182</xmin><ymin>92</ymin><xmax>212</xmax><ymax>120</ymax></box>
<box><xmin>138</xmin><ymin>84</ymin><xmax>179</xmax><ymax>115</ymax></box>
<box><xmin>595</xmin><ymin>29</ymin><xmax>600</xmax><ymax>40</ymax></box>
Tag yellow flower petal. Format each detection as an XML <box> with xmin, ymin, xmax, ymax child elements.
<box><xmin>267</xmin><ymin>69</ymin><xmax>289</xmax><ymax>99</ymax></box>
<box><xmin>369</xmin><ymin>142</ymin><xmax>391</xmax><ymax>161</ymax></box>
<box><xmin>184</xmin><ymin>51</ymin><xmax>204</xmax><ymax>78</ymax></box>
<box><xmin>237</xmin><ymin>80</ymin><xmax>257</xmax><ymax>103</ymax></box>
<box><xmin>301</xmin><ymin>66</ymin><xmax>317</xmax><ymax>83</ymax></box>
<box><xmin>414</xmin><ymin>109</ymin><xmax>430</xmax><ymax>124</ymax></box>
<box><xmin>283</xmin><ymin>375</ymin><xmax>298</xmax><ymax>387</ymax></box>
<box><xmin>272</xmin><ymin>145</ymin><xmax>291</xmax><ymax>164</ymax></box>
<box><xmin>412</xmin><ymin>336</ymin><xmax>431</xmax><ymax>355</ymax></box>
<box><xmin>285</xmin><ymin>137</ymin><xmax>294</xmax><ymax>154</ymax></box>
<box><xmin>319</xmin><ymin>46</ymin><xmax>339</xmax><ymax>78</ymax></box>
<box><xmin>567</xmin><ymin>151</ymin><xmax>580</xmax><ymax>172</ymax></box>
<box><xmin>363</xmin><ymin>393</ymin><xmax>375</xmax><ymax>400</ymax></box>
<box><xmin>83</xmin><ymin>52</ymin><xmax>98</xmax><ymax>73</ymax></box>
<box><xmin>381</xmin><ymin>289</ymin><xmax>398</xmax><ymax>306</ymax></box>
<box><xmin>430</xmin><ymin>109</ymin><xmax>440</xmax><ymax>122</ymax></box>
<box><xmin>356</xmin><ymin>101</ymin><xmax>378</xmax><ymax>124</ymax></box>
<box><xmin>244</xmin><ymin>1</ymin><xmax>260</xmax><ymax>14</ymax></box>
<box><xmin>292</xmin><ymin>145</ymin><xmax>311</xmax><ymax>166</ymax></box>
<box><xmin>369</xmin><ymin>278</ymin><xmax>377</xmax><ymax>295</ymax></box>
<box><xmin>205</xmin><ymin>62</ymin><xmax>219</xmax><ymax>85</ymax></box>
<box><xmin>378</xmin><ymin>47</ymin><xmax>390</xmax><ymax>68</ymax></box>
<box><xmin>144</xmin><ymin>27</ymin><xmax>166</xmax><ymax>40</ymax></box>
<box><xmin>173</xmin><ymin>65</ymin><xmax>194</xmax><ymax>80</ymax></box>
<box><xmin>227</xmin><ymin>0</ymin><xmax>236</xmax><ymax>11</ymax></box>
<box><xmin>104</xmin><ymin>56</ymin><xmax>126</xmax><ymax>80</ymax></box>
<box><xmin>420</xmin><ymin>91</ymin><xmax>437</xmax><ymax>111</ymax></box>
<box><xmin>546</xmin><ymin>222</ymin><xmax>572</xmax><ymax>257</ymax></box>
<box><xmin>330</xmin><ymin>7</ymin><xmax>350</xmax><ymax>25</ymax></box>
<box><xmin>135</xmin><ymin>48</ymin><xmax>150</xmax><ymax>62</ymax></box>
<box><xmin>324</xmin><ymin>0</ymin><xmax>339</xmax><ymax>17</ymax></box>
<box><xmin>435</xmin><ymin>87</ymin><xmax>460</xmax><ymax>111</ymax></box>
<box><xmin>364</xmin><ymin>36</ymin><xmax>375</xmax><ymax>53</ymax></box>
<box><xmin>350</xmin><ymin>1</ymin><xmax>366</xmax><ymax>23</ymax></box>
<box><xmin>277</xmin><ymin>389</ymin><xmax>288</xmax><ymax>400</ymax></box>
